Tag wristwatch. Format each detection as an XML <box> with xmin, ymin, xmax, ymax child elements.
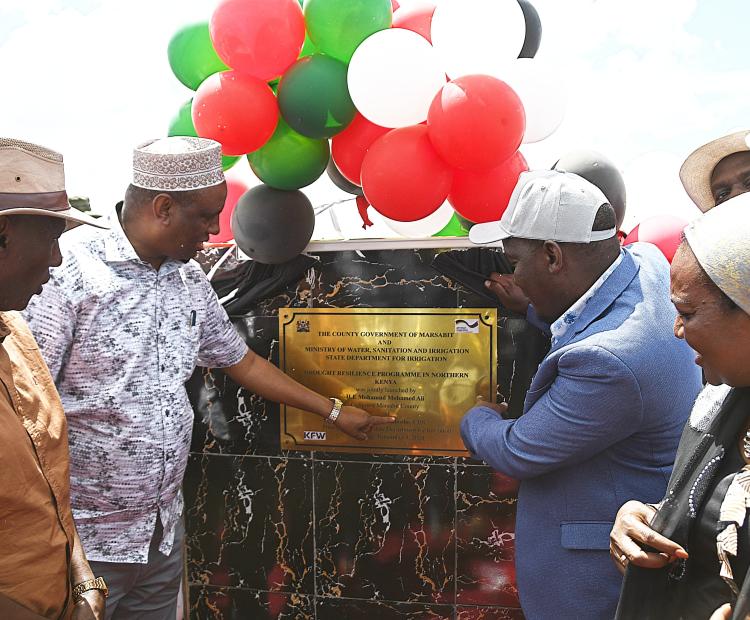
<box><xmin>325</xmin><ymin>397</ymin><xmax>343</xmax><ymax>425</ymax></box>
<box><xmin>72</xmin><ymin>577</ymin><xmax>109</xmax><ymax>602</ymax></box>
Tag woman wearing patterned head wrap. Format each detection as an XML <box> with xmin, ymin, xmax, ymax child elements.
<box><xmin>611</xmin><ymin>193</ymin><xmax>750</xmax><ymax>620</ymax></box>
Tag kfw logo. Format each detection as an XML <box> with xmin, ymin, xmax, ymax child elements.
<box><xmin>304</xmin><ymin>431</ymin><xmax>327</xmax><ymax>441</ymax></box>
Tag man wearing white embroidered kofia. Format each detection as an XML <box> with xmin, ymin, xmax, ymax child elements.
<box><xmin>24</xmin><ymin>136</ymin><xmax>394</xmax><ymax>619</ymax></box>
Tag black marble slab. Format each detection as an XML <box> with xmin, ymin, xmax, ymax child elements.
<box><xmin>187</xmin><ymin>247</ymin><xmax>543</xmax><ymax>618</ymax></box>
<box><xmin>314</xmin><ymin>460</ymin><xmax>455</xmax><ymax>604</ymax></box>
<box><xmin>184</xmin><ymin>454</ymin><xmax>314</xmax><ymax>594</ymax></box>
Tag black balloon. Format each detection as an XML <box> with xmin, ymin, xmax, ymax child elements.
<box><xmin>553</xmin><ymin>150</ymin><xmax>627</xmax><ymax>229</ymax></box>
<box><xmin>231</xmin><ymin>185</ymin><xmax>315</xmax><ymax>264</ymax></box>
<box><xmin>517</xmin><ymin>0</ymin><xmax>542</xmax><ymax>59</ymax></box>
<box><xmin>326</xmin><ymin>159</ymin><xmax>363</xmax><ymax>196</ymax></box>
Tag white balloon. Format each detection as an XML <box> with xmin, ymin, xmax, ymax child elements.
<box><xmin>431</xmin><ymin>0</ymin><xmax>526</xmax><ymax>79</ymax></box>
<box><xmin>348</xmin><ymin>29</ymin><xmax>446</xmax><ymax>128</ymax></box>
<box><xmin>495</xmin><ymin>59</ymin><xmax>568</xmax><ymax>144</ymax></box>
<box><xmin>375</xmin><ymin>201</ymin><xmax>455</xmax><ymax>237</ymax></box>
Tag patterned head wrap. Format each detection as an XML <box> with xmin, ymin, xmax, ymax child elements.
<box><xmin>684</xmin><ymin>192</ymin><xmax>750</xmax><ymax>315</ymax></box>
<box><xmin>132</xmin><ymin>136</ymin><xmax>224</xmax><ymax>191</ymax></box>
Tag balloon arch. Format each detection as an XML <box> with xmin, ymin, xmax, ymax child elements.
<box><xmin>166</xmin><ymin>0</ymin><xmax>691</xmax><ymax>263</ymax></box>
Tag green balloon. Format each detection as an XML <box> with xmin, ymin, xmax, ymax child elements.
<box><xmin>247</xmin><ymin>119</ymin><xmax>330</xmax><ymax>190</ymax></box>
<box><xmin>167</xmin><ymin>22</ymin><xmax>228</xmax><ymax>91</ymax></box>
<box><xmin>167</xmin><ymin>100</ymin><xmax>240</xmax><ymax>171</ymax></box>
<box><xmin>434</xmin><ymin>214</ymin><xmax>470</xmax><ymax>237</ymax></box>
<box><xmin>278</xmin><ymin>54</ymin><xmax>356</xmax><ymax>139</ymax></box>
<box><xmin>304</xmin><ymin>0</ymin><xmax>392</xmax><ymax>63</ymax></box>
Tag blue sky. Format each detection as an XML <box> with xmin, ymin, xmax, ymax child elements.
<box><xmin>0</xmin><ymin>0</ymin><xmax>747</xmax><ymax>236</ymax></box>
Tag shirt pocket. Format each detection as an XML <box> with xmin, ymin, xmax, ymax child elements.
<box><xmin>179</xmin><ymin>326</ymin><xmax>201</xmax><ymax>380</ymax></box>
<box><xmin>560</xmin><ymin>521</ymin><xmax>614</xmax><ymax>550</ymax></box>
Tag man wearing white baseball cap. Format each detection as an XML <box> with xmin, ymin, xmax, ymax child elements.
<box><xmin>461</xmin><ymin>170</ymin><xmax>702</xmax><ymax>619</ymax></box>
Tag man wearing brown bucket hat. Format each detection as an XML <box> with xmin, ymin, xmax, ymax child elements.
<box><xmin>0</xmin><ymin>138</ymin><xmax>108</xmax><ymax>619</ymax></box>
<box><xmin>680</xmin><ymin>129</ymin><xmax>750</xmax><ymax>211</ymax></box>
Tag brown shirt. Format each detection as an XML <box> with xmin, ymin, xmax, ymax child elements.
<box><xmin>0</xmin><ymin>312</ymin><xmax>75</xmax><ymax>619</ymax></box>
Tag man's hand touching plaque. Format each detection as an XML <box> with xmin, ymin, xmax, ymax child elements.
<box><xmin>335</xmin><ymin>406</ymin><xmax>395</xmax><ymax>440</ymax></box>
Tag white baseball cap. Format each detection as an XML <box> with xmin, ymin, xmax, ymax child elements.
<box><xmin>469</xmin><ymin>170</ymin><xmax>616</xmax><ymax>245</ymax></box>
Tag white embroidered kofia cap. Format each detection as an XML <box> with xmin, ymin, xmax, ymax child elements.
<box><xmin>469</xmin><ymin>169</ymin><xmax>616</xmax><ymax>245</ymax></box>
<box><xmin>684</xmin><ymin>192</ymin><xmax>750</xmax><ymax>315</ymax></box>
<box><xmin>132</xmin><ymin>136</ymin><xmax>224</xmax><ymax>191</ymax></box>
<box><xmin>0</xmin><ymin>137</ymin><xmax>107</xmax><ymax>229</ymax></box>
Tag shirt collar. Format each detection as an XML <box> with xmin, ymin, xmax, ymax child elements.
<box><xmin>103</xmin><ymin>202</ymin><xmax>182</xmax><ymax>275</ymax></box>
<box><xmin>549</xmin><ymin>249</ymin><xmax>625</xmax><ymax>348</ymax></box>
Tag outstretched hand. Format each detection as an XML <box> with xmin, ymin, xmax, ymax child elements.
<box><xmin>335</xmin><ymin>406</ymin><xmax>395</xmax><ymax>440</ymax></box>
<box><xmin>484</xmin><ymin>273</ymin><xmax>530</xmax><ymax>315</ymax></box>
<box><xmin>610</xmin><ymin>500</ymin><xmax>688</xmax><ymax>575</ymax></box>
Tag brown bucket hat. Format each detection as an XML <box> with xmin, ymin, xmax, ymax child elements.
<box><xmin>679</xmin><ymin>130</ymin><xmax>750</xmax><ymax>213</ymax></box>
<box><xmin>0</xmin><ymin>137</ymin><xmax>107</xmax><ymax>229</ymax></box>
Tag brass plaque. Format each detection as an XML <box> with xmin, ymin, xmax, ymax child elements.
<box><xmin>279</xmin><ymin>308</ymin><xmax>497</xmax><ymax>456</ymax></box>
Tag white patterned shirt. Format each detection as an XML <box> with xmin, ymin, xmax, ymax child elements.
<box><xmin>24</xmin><ymin>205</ymin><xmax>248</xmax><ymax>563</ymax></box>
<box><xmin>549</xmin><ymin>250</ymin><xmax>625</xmax><ymax>348</ymax></box>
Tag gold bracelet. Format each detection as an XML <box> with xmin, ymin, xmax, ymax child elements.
<box><xmin>72</xmin><ymin>576</ymin><xmax>109</xmax><ymax>602</ymax></box>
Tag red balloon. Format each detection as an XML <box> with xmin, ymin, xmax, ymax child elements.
<box><xmin>331</xmin><ymin>113</ymin><xmax>390</xmax><ymax>184</ymax></box>
<box><xmin>449</xmin><ymin>151</ymin><xmax>528</xmax><ymax>223</ymax></box>
<box><xmin>193</xmin><ymin>71</ymin><xmax>278</xmax><ymax>156</ymax></box>
<box><xmin>210</xmin><ymin>178</ymin><xmax>248</xmax><ymax>242</ymax></box>
<box><xmin>392</xmin><ymin>1</ymin><xmax>437</xmax><ymax>43</ymax></box>
<box><xmin>428</xmin><ymin>75</ymin><xmax>526</xmax><ymax>171</ymax></box>
<box><xmin>210</xmin><ymin>0</ymin><xmax>305</xmax><ymax>81</ymax></box>
<box><xmin>361</xmin><ymin>125</ymin><xmax>453</xmax><ymax>222</ymax></box>
<box><xmin>623</xmin><ymin>215</ymin><xmax>688</xmax><ymax>263</ymax></box>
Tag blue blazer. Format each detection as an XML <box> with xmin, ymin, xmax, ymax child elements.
<box><xmin>461</xmin><ymin>243</ymin><xmax>703</xmax><ymax>620</ymax></box>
